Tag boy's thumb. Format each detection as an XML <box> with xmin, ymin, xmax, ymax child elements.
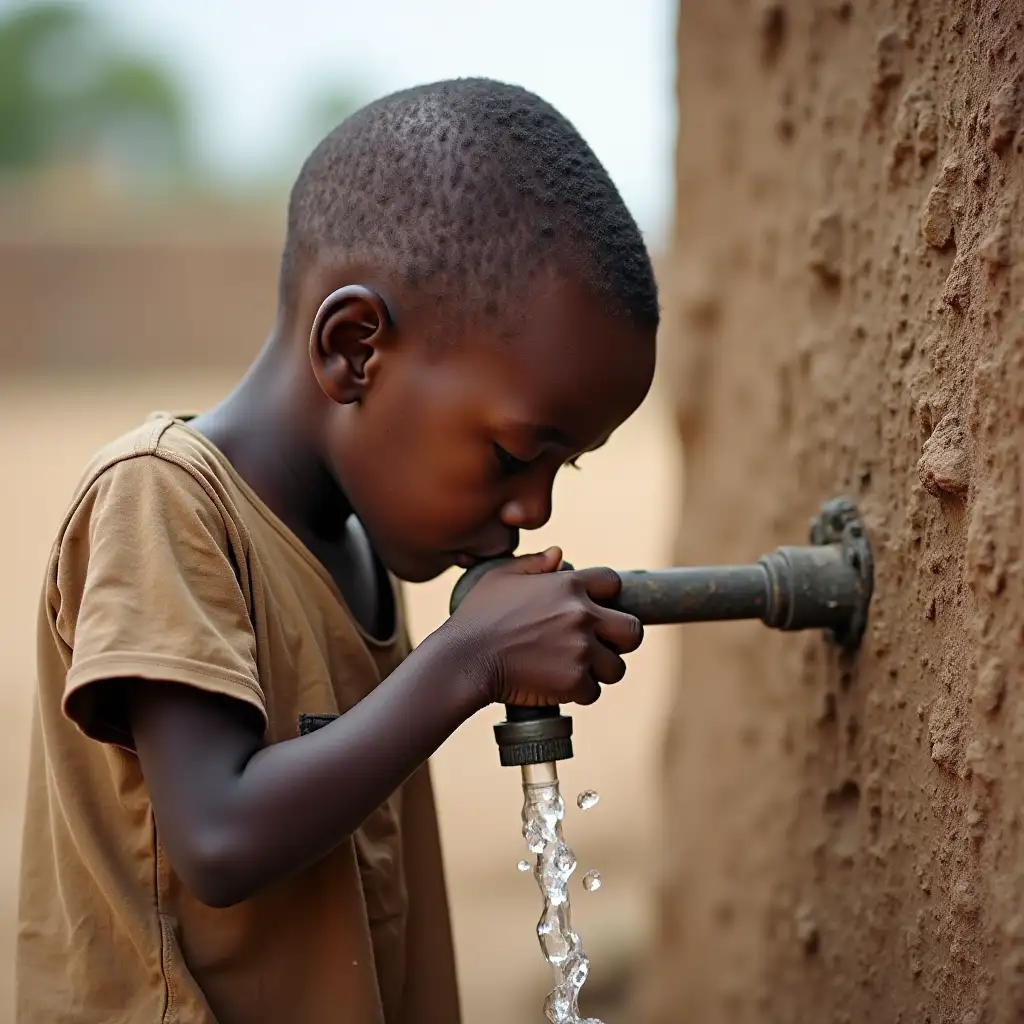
<box><xmin>502</xmin><ymin>546</ymin><xmax>564</xmax><ymax>575</ymax></box>
<box><xmin>450</xmin><ymin>547</ymin><xmax>569</xmax><ymax>614</ymax></box>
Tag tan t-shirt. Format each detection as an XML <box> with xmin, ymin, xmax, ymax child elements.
<box><xmin>17</xmin><ymin>413</ymin><xmax>461</xmax><ymax>1024</ymax></box>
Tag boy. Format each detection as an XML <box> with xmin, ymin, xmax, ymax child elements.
<box><xmin>17</xmin><ymin>78</ymin><xmax>659</xmax><ymax>1023</ymax></box>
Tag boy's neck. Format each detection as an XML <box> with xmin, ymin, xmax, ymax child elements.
<box><xmin>191</xmin><ymin>334</ymin><xmax>354</xmax><ymax>549</ymax></box>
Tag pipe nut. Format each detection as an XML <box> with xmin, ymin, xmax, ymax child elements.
<box><xmin>493</xmin><ymin>713</ymin><xmax>574</xmax><ymax>766</ymax></box>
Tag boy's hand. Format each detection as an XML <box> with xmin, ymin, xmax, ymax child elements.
<box><xmin>449</xmin><ymin>546</ymin><xmax>644</xmax><ymax>707</ymax></box>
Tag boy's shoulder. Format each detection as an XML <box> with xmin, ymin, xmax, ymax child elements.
<box><xmin>61</xmin><ymin>412</ymin><xmax>242</xmax><ymax>523</ymax></box>
<box><xmin>73</xmin><ymin>412</ymin><xmax>217</xmax><ymax>496</ymax></box>
<box><xmin>53</xmin><ymin>412</ymin><xmax>245</xmax><ymax>564</ymax></box>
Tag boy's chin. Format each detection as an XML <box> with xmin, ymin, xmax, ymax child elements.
<box><xmin>379</xmin><ymin>546</ymin><xmax>461</xmax><ymax>585</ymax></box>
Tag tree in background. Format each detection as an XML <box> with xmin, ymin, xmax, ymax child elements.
<box><xmin>0</xmin><ymin>2</ymin><xmax>190</xmax><ymax>189</ymax></box>
<box><xmin>265</xmin><ymin>81</ymin><xmax>367</xmax><ymax>192</ymax></box>
<box><xmin>301</xmin><ymin>84</ymin><xmax>366</xmax><ymax>150</ymax></box>
<box><xmin>0</xmin><ymin>1</ymin><xmax>372</xmax><ymax>198</ymax></box>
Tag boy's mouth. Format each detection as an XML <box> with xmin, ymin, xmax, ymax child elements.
<box><xmin>451</xmin><ymin>543</ymin><xmax>518</xmax><ymax>570</ymax></box>
<box><xmin>452</xmin><ymin>551</ymin><xmax>499</xmax><ymax>570</ymax></box>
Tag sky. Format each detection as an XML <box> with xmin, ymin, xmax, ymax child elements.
<box><xmin>55</xmin><ymin>0</ymin><xmax>677</xmax><ymax>243</ymax></box>
<box><xmin>4</xmin><ymin>0</ymin><xmax>676</xmax><ymax>831</ymax></box>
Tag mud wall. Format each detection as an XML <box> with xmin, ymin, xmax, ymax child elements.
<box><xmin>0</xmin><ymin>218</ymin><xmax>280</xmax><ymax>376</ymax></box>
<box><xmin>646</xmin><ymin>1</ymin><xmax>1024</xmax><ymax>1021</ymax></box>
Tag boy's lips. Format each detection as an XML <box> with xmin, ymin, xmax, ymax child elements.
<box><xmin>451</xmin><ymin>547</ymin><xmax>516</xmax><ymax>570</ymax></box>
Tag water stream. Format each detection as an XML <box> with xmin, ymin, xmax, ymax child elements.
<box><xmin>520</xmin><ymin>772</ymin><xmax>604</xmax><ymax>1024</ymax></box>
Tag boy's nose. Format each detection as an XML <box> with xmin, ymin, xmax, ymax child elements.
<box><xmin>501</xmin><ymin>486</ymin><xmax>553</xmax><ymax>532</ymax></box>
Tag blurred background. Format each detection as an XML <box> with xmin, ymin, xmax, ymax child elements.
<box><xmin>0</xmin><ymin>2</ymin><xmax>679</xmax><ymax>1021</ymax></box>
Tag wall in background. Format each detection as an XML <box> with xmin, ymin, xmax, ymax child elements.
<box><xmin>645</xmin><ymin>1</ymin><xmax>1024</xmax><ymax>1021</ymax></box>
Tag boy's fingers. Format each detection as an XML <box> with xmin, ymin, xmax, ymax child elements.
<box><xmin>573</xmin><ymin>566</ymin><xmax>622</xmax><ymax>602</ymax></box>
<box><xmin>501</xmin><ymin>547</ymin><xmax>563</xmax><ymax>575</ymax></box>
<box><xmin>589</xmin><ymin>643</ymin><xmax>627</xmax><ymax>685</ymax></box>
<box><xmin>595</xmin><ymin>610</ymin><xmax>644</xmax><ymax>654</ymax></box>
<box><xmin>572</xmin><ymin>676</ymin><xmax>602</xmax><ymax>706</ymax></box>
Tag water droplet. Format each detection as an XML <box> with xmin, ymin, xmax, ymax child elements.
<box><xmin>517</xmin><ymin>859</ymin><xmax>531</xmax><ymax>873</ymax></box>
<box><xmin>582</xmin><ymin>869</ymin><xmax>602</xmax><ymax>892</ymax></box>
<box><xmin>577</xmin><ymin>789</ymin><xmax>600</xmax><ymax>811</ymax></box>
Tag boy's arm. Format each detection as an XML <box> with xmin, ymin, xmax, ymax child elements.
<box><xmin>126</xmin><ymin>622</ymin><xmax>487</xmax><ymax>909</ymax></box>
<box><xmin>66</xmin><ymin>454</ymin><xmax>635</xmax><ymax>913</ymax></box>
<box><xmin>55</xmin><ymin>450</ymin><xmax>488</xmax><ymax>911</ymax></box>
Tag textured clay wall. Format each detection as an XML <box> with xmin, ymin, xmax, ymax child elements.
<box><xmin>646</xmin><ymin>1</ymin><xmax>1024</xmax><ymax>1021</ymax></box>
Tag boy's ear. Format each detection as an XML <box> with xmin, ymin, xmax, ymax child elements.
<box><xmin>309</xmin><ymin>285</ymin><xmax>393</xmax><ymax>404</ymax></box>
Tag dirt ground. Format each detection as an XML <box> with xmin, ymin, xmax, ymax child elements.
<box><xmin>645</xmin><ymin>2</ymin><xmax>1024</xmax><ymax>1022</ymax></box>
<box><xmin>0</xmin><ymin>371</ymin><xmax>679</xmax><ymax>1023</ymax></box>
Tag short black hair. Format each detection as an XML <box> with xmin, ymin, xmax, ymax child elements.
<box><xmin>279</xmin><ymin>77</ymin><xmax>659</xmax><ymax>333</ymax></box>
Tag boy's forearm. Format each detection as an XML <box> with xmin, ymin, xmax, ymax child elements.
<box><xmin>129</xmin><ymin>622</ymin><xmax>490</xmax><ymax>908</ymax></box>
<box><xmin>225</xmin><ymin>625</ymin><xmax>488</xmax><ymax>898</ymax></box>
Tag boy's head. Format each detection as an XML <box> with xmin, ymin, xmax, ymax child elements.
<box><xmin>276</xmin><ymin>78</ymin><xmax>660</xmax><ymax>583</ymax></box>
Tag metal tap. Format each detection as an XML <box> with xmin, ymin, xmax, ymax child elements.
<box><xmin>448</xmin><ymin>496</ymin><xmax>874</xmax><ymax>769</ymax></box>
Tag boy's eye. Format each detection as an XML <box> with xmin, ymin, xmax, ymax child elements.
<box><xmin>493</xmin><ymin>444</ymin><xmax>530</xmax><ymax>475</ymax></box>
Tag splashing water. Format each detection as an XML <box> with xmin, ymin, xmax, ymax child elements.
<box><xmin>576</xmin><ymin>790</ymin><xmax>600</xmax><ymax>811</ymax></box>
<box><xmin>582</xmin><ymin>870</ymin><xmax>602</xmax><ymax>892</ymax></box>
<box><xmin>518</xmin><ymin>859</ymin><xmax>532</xmax><ymax>873</ymax></box>
<box><xmin>521</xmin><ymin>777</ymin><xmax>604</xmax><ymax>1024</ymax></box>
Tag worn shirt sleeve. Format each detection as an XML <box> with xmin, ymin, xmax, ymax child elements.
<box><xmin>54</xmin><ymin>452</ymin><xmax>266</xmax><ymax>748</ymax></box>
<box><xmin>398</xmin><ymin>760</ymin><xmax>462</xmax><ymax>1024</ymax></box>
